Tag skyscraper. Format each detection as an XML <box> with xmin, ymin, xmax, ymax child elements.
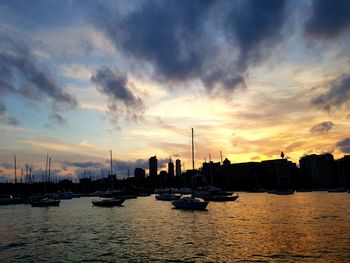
<box><xmin>175</xmin><ymin>159</ymin><xmax>181</xmax><ymax>176</ymax></box>
<box><xmin>168</xmin><ymin>157</ymin><xmax>174</xmax><ymax>177</ymax></box>
<box><xmin>149</xmin><ymin>156</ymin><xmax>157</xmax><ymax>177</ymax></box>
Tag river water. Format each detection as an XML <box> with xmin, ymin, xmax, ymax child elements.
<box><xmin>0</xmin><ymin>192</ymin><xmax>349</xmax><ymax>262</ymax></box>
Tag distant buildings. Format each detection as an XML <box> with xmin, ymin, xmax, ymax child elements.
<box><xmin>149</xmin><ymin>156</ymin><xmax>157</xmax><ymax>177</ymax></box>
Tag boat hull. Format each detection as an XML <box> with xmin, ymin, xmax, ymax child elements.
<box><xmin>203</xmin><ymin>195</ymin><xmax>239</xmax><ymax>202</ymax></box>
<box><xmin>172</xmin><ymin>200</ymin><xmax>208</xmax><ymax>211</ymax></box>
<box><xmin>92</xmin><ymin>199</ymin><xmax>124</xmax><ymax>207</ymax></box>
<box><xmin>30</xmin><ymin>200</ymin><xmax>60</xmax><ymax>207</ymax></box>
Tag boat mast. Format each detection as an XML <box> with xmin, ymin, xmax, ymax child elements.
<box><xmin>192</xmin><ymin>128</ymin><xmax>194</xmax><ymax>171</ymax></box>
<box><xmin>14</xmin><ymin>155</ymin><xmax>17</xmax><ymax>184</ymax></box>
<box><xmin>48</xmin><ymin>157</ymin><xmax>51</xmax><ymax>183</ymax></box>
<box><xmin>110</xmin><ymin>150</ymin><xmax>113</xmax><ymax>175</ymax></box>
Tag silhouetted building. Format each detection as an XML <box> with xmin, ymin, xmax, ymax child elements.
<box><xmin>202</xmin><ymin>161</ymin><xmax>221</xmax><ymax>186</ymax></box>
<box><xmin>175</xmin><ymin>159</ymin><xmax>181</xmax><ymax>176</ymax></box>
<box><xmin>335</xmin><ymin>155</ymin><xmax>350</xmax><ymax>187</ymax></box>
<box><xmin>168</xmin><ymin>157</ymin><xmax>174</xmax><ymax>177</ymax></box>
<box><xmin>220</xmin><ymin>161</ymin><xmax>261</xmax><ymax>190</ymax></box>
<box><xmin>223</xmin><ymin>158</ymin><xmax>231</xmax><ymax>166</ymax></box>
<box><xmin>134</xmin><ymin>168</ymin><xmax>145</xmax><ymax>182</ymax></box>
<box><xmin>261</xmin><ymin>158</ymin><xmax>296</xmax><ymax>189</ymax></box>
<box><xmin>149</xmin><ymin>156</ymin><xmax>157</xmax><ymax>177</ymax></box>
<box><xmin>299</xmin><ymin>153</ymin><xmax>335</xmax><ymax>188</ymax></box>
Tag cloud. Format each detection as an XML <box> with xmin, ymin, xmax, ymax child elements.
<box><xmin>0</xmin><ymin>34</ymin><xmax>78</xmax><ymax>123</ymax></box>
<box><xmin>48</xmin><ymin>113</ymin><xmax>67</xmax><ymax>127</ymax></box>
<box><xmin>309</xmin><ymin>121</ymin><xmax>334</xmax><ymax>134</ymax></box>
<box><xmin>311</xmin><ymin>74</ymin><xmax>350</xmax><ymax>111</ymax></box>
<box><xmin>63</xmin><ymin>161</ymin><xmax>103</xmax><ymax>169</ymax></box>
<box><xmin>305</xmin><ymin>0</ymin><xmax>350</xmax><ymax>40</ymax></box>
<box><xmin>0</xmin><ymin>162</ymin><xmax>13</xmax><ymax>169</ymax></box>
<box><xmin>225</xmin><ymin>0</ymin><xmax>287</xmax><ymax>71</ymax></box>
<box><xmin>95</xmin><ymin>0</ymin><xmax>287</xmax><ymax>93</ymax></box>
<box><xmin>0</xmin><ymin>101</ymin><xmax>19</xmax><ymax>126</ymax></box>
<box><xmin>91</xmin><ymin>67</ymin><xmax>144</xmax><ymax>123</ymax></box>
<box><xmin>336</xmin><ymin>137</ymin><xmax>350</xmax><ymax>153</ymax></box>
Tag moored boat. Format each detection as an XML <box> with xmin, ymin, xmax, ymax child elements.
<box><xmin>92</xmin><ymin>198</ymin><xmax>125</xmax><ymax>207</ymax></box>
<box><xmin>202</xmin><ymin>194</ymin><xmax>239</xmax><ymax>202</ymax></box>
<box><xmin>30</xmin><ymin>198</ymin><xmax>60</xmax><ymax>207</ymax></box>
<box><xmin>155</xmin><ymin>192</ymin><xmax>181</xmax><ymax>201</ymax></box>
<box><xmin>172</xmin><ymin>196</ymin><xmax>208</xmax><ymax>211</ymax></box>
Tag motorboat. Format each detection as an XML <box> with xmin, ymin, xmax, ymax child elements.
<box><xmin>172</xmin><ymin>196</ymin><xmax>208</xmax><ymax>211</ymax></box>
<box><xmin>155</xmin><ymin>192</ymin><xmax>181</xmax><ymax>201</ymax></box>
<box><xmin>92</xmin><ymin>198</ymin><xmax>125</xmax><ymax>207</ymax></box>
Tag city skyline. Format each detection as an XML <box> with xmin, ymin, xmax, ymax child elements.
<box><xmin>1</xmin><ymin>1</ymin><xmax>350</xmax><ymax>180</ymax></box>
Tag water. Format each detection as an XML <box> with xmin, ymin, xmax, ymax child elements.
<box><xmin>0</xmin><ymin>192</ymin><xmax>349</xmax><ymax>262</ymax></box>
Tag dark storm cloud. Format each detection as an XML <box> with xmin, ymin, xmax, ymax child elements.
<box><xmin>95</xmin><ymin>0</ymin><xmax>288</xmax><ymax>93</ymax></box>
<box><xmin>63</xmin><ymin>161</ymin><xmax>103</xmax><ymax>169</ymax></box>
<box><xmin>91</xmin><ymin>67</ymin><xmax>144</xmax><ymax>125</ymax></box>
<box><xmin>91</xmin><ymin>67</ymin><xmax>143</xmax><ymax>108</ymax></box>
<box><xmin>305</xmin><ymin>0</ymin><xmax>350</xmax><ymax>39</ymax></box>
<box><xmin>225</xmin><ymin>0</ymin><xmax>287</xmax><ymax>71</ymax></box>
<box><xmin>309</xmin><ymin>121</ymin><xmax>334</xmax><ymax>134</ymax></box>
<box><xmin>311</xmin><ymin>74</ymin><xmax>350</xmax><ymax>111</ymax></box>
<box><xmin>0</xmin><ymin>35</ymin><xmax>78</xmax><ymax>109</ymax></box>
<box><xmin>336</xmin><ymin>137</ymin><xmax>350</xmax><ymax>153</ymax></box>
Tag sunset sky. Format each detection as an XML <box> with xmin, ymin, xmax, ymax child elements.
<box><xmin>0</xmin><ymin>0</ymin><xmax>350</xmax><ymax>180</ymax></box>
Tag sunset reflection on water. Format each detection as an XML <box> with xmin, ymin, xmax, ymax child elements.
<box><xmin>0</xmin><ymin>192</ymin><xmax>349</xmax><ymax>262</ymax></box>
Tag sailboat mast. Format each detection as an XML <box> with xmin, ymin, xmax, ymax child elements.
<box><xmin>110</xmin><ymin>150</ymin><xmax>113</xmax><ymax>175</ymax></box>
<box><xmin>45</xmin><ymin>153</ymin><xmax>48</xmax><ymax>182</ymax></box>
<box><xmin>192</xmin><ymin>128</ymin><xmax>194</xmax><ymax>171</ymax></box>
<box><xmin>48</xmin><ymin>157</ymin><xmax>51</xmax><ymax>183</ymax></box>
<box><xmin>14</xmin><ymin>155</ymin><xmax>17</xmax><ymax>184</ymax></box>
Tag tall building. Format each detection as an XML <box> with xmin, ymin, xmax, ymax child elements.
<box><xmin>149</xmin><ymin>156</ymin><xmax>157</xmax><ymax>177</ymax></box>
<box><xmin>168</xmin><ymin>157</ymin><xmax>174</xmax><ymax>177</ymax></box>
<box><xmin>175</xmin><ymin>159</ymin><xmax>181</xmax><ymax>176</ymax></box>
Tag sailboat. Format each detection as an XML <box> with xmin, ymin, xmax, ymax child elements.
<box><xmin>30</xmin><ymin>154</ymin><xmax>60</xmax><ymax>207</ymax></box>
<box><xmin>172</xmin><ymin>128</ymin><xmax>209</xmax><ymax>211</ymax></box>
<box><xmin>92</xmin><ymin>150</ymin><xmax>125</xmax><ymax>207</ymax></box>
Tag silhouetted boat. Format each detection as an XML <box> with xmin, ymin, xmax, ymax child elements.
<box><xmin>56</xmin><ymin>191</ymin><xmax>75</xmax><ymax>199</ymax></box>
<box><xmin>194</xmin><ymin>186</ymin><xmax>238</xmax><ymax>202</ymax></box>
<box><xmin>274</xmin><ymin>189</ymin><xmax>295</xmax><ymax>195</ymax></box>
<box><xmin>202</xmin><ymin>194</ymin><xmax>239</xmax><ymax>202</ymax></box>
<box><xmin>327</xmin><ymin>188</ymin><xmax>348</xmax><ymax>193</ymax></box>
<box><xmin>172</xmin><ymin>196</ymin><xmax>208</xmax><ymax>210</ymax></box>
<box><xmin>92</xmin><ymin>198</ymin><xmax>124</xmax><ymax>207</ymax></box>
<box><xmin>155</xmin><ymin>193</ymin><xmax>181</xmax><ymax>201</ymax></box>
<box><xmin>172</xmin><ymin>128</ymin><xmax>209</xmax><ymax>211</ymax></box>
<box><xmin>0</xmin><ymin>195</ymin><xmax>24</xmax><ymax>205</ymax></box>
<box><xmin>30</xmin><ymin>198</ymin><xmax>60</xmax><ymax>207</ymax></box>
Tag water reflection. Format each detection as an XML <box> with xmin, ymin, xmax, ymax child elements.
<box><xmin>0</xmin><ymin>193</ymin><xmax>349</xmax><ymax>262</ymax></box>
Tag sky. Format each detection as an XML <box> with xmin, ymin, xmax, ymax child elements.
<box><xmin>0</xmin><ymin>0</ymin><xmax>350</xmax><ymax>181</ymax></box>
